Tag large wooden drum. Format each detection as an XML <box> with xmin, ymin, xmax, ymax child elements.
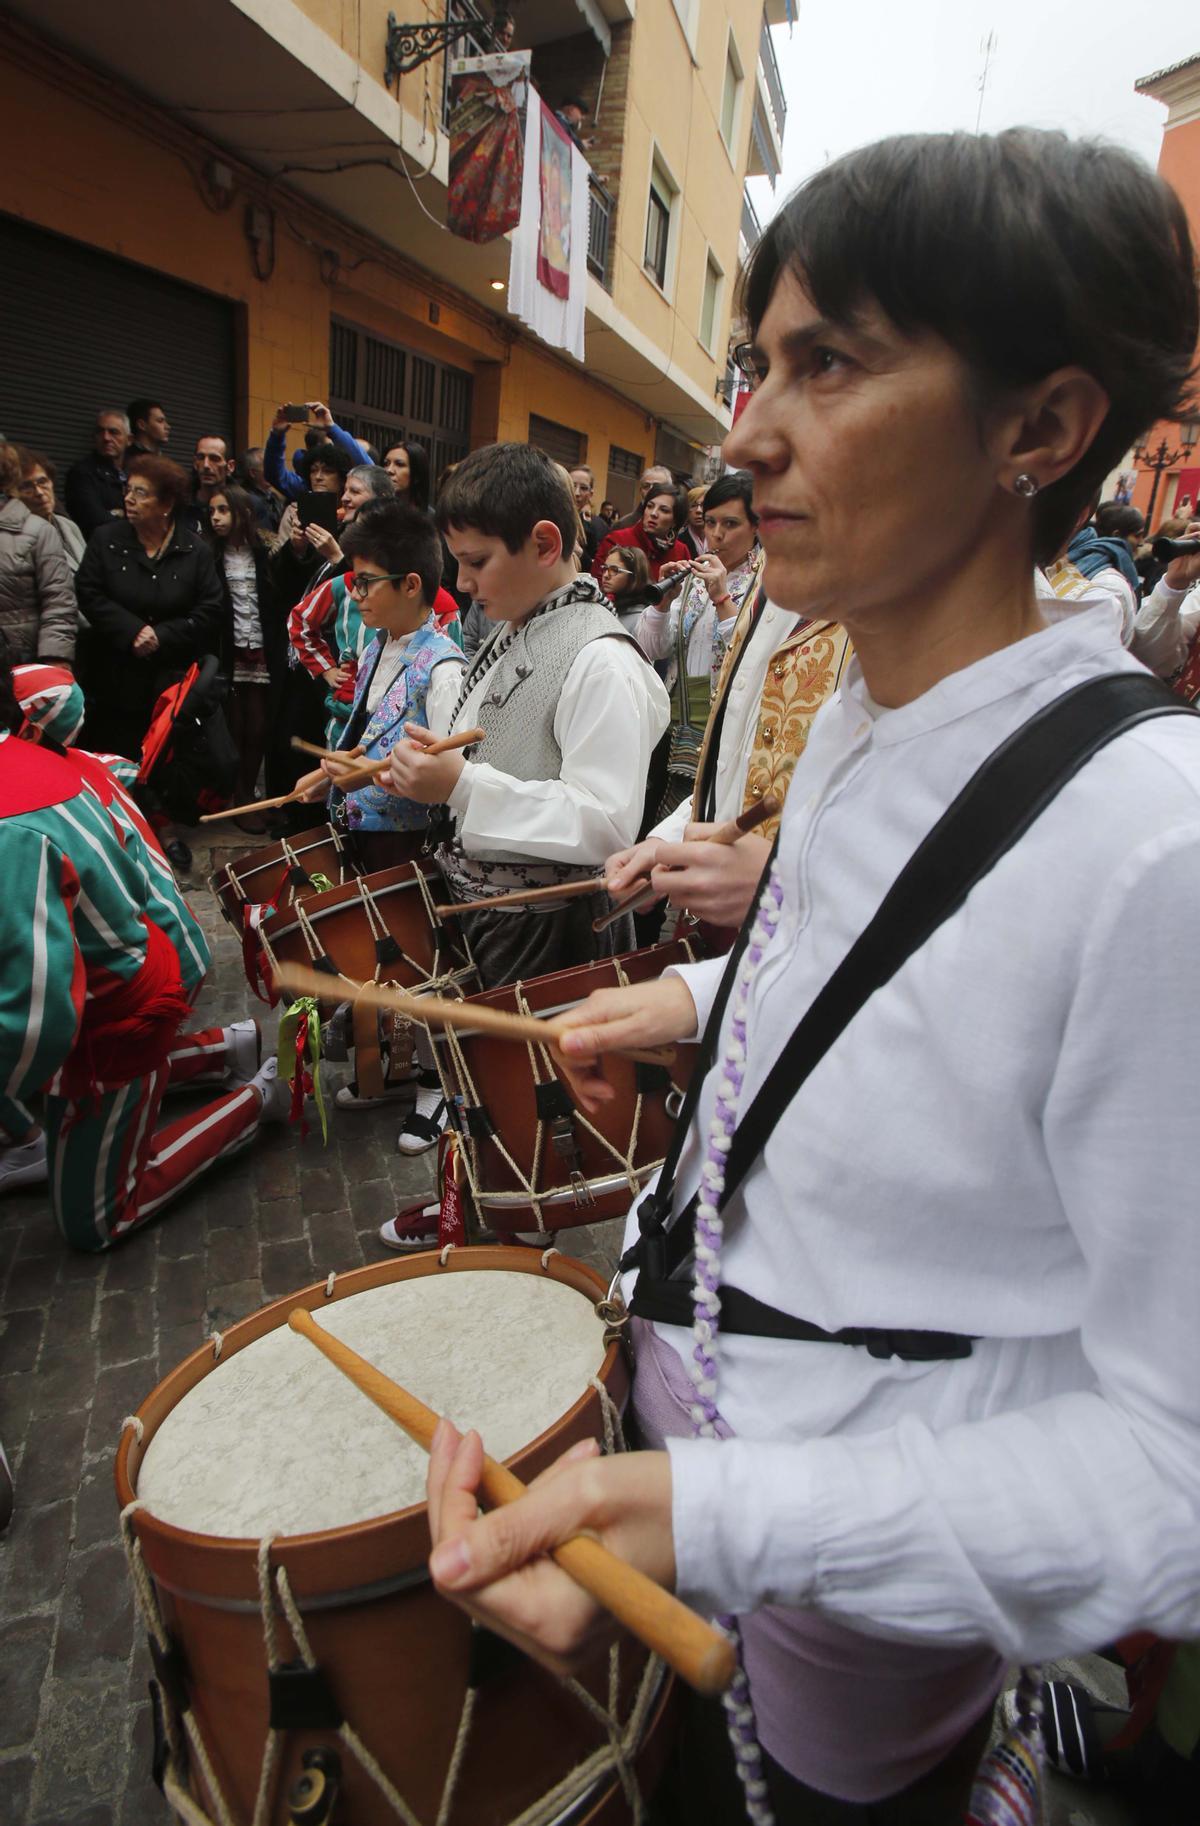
<box><xmin>257</xmin><ymin>861</ymin><xmax>477</xmax><ymax>1006</ymax></box>
<box><xmin>115</xmin><ymin>1250</ymin><xmax>674</xmax><ymax>1826</ymax></box>
<box><xmin>209</xmin><ymin>824</ymin><xmax>422</xmax><ymax>933</ymax></box>
<box><xmin>433</xmin><ymin>942</ymin><xmax>696</xmax><ymax>1234</ymax></box>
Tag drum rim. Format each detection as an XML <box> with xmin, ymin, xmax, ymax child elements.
<box><xmin>257</xmin><ymin>860</ymin><xmax>445</xmax><ymax>941</ymax></box>
<box><xmin>115</xmin><ymin>1247</ymin><xmax>626</xmax><ymax>1603</ymax></box>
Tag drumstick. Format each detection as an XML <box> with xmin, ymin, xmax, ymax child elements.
<box><xmin>289</xmin><ymin>737</ymin><xmax>365</xmax><ymax>765</ymax></box>
<box><xmin>199</xmin><ymin>785</ymin><xmax>309</xmax><ymax>823</ymax></box>
<box><xmin>268</xmin><ymin>960</ymin><xmax>675</xmax><ymax>1068</ymax></box>
<box><xmin>592</xmin><ymin>799</ymin><xmax>780</xmax><ymax>933</ymax></box>
<box><xmin>288</xmin><ymin>1308</ymin><xmax>736</xmax><ymax>1698</ymax></box>
<box><xmin>330</xmin><ymin>727</ymin><xmax>486</xmax><ymax>793</ymax></box>
<box><xmin>435</xmin><ymin>877</ymin><xmax>606</xmax><ymax>919</ymax></box>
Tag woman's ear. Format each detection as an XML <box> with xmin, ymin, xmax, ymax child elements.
<box><xmin>997</xmin><ymin>367</ymin><xmax>1111</xmax><ymax>495</ymax></box>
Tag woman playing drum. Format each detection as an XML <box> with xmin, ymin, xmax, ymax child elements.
<box><xmin>423</xmin><ymin>130</ymin><xmax>1200</xmax><ymax>1823</ymax></box>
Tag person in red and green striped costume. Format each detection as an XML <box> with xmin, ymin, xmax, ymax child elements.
<box><xmin>0</xmin><ymin>643</ymin><xmax>290</xmax><ymax>1249</ymax></box>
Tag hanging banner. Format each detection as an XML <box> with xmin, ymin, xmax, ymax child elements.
<box><xmin>446</xmin><ymin>51</ymin><xmax>530</xmax><ymax>243</ymax></box>
<box><xmin>507</xmin><ymin>90</ymin><xmax>589</xmax><ymax>360</ymax></box>
<box><xmin>537</xmin><ymin>103</ymin><xmax>573</xmax><ymax>299</ymax></box>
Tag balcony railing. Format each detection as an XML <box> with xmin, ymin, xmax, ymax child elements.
<box><xmin>759</xmin><ymin>17</ymin><xmax>787</xmax><ymax>141</ymax></box>
<box><xmin>741</xmin><ymin>188</ymin><xmax>761</xmax><ymax>250</ymax></box>
<box><xmin>587</xmin><ymin>173</ymin><xmax>614</xmax><ymax>288</ymax></box>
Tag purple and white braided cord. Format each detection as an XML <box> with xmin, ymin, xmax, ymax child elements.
<box><xmin>686</xmin><ymin>859</ymin><xmax>786</xmax><ymax>1826</ymax></box>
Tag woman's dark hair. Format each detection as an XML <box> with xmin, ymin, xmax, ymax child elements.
<box><xmin>127</xmin><ymin>453</ymin><xmax>191</xmax><ymax>514</ymax></box>
<box><xmin>741</xmin><ymin>130</ymin><xmax>1199</xmax><ymax>565</ymax></box>
<box><xmin>645</xmin><ymin>485</ymin><xmax>687</xmax><ymax>532</ymax></box>
<box><xmin>1093</xmin><ymin>501</ymin><xmax>1144</xmax><ymax>540</ymax></box>
<box><xmin>207</xmin><ymin>483</ymin><xmax>260</xmax><ymax>552</ymax></box>
<box><xmin>600</xmin><ymin>543</ymin><xmax>650</xmax><ymax>595</ymax></box>
<box><xmin>297</xmin><ymin>440</ymin><xmax>354</xmax><ymax>483</ymax></box>
<box><xmin>18</xmin><ymin>448</ymin><xmax>57</xmax><ymax>485</ymax></box>
<box><xmin>384</xmin><ymin>439</ymin><xmax>432</xmax><ymax>513</ymax></box>
<box><xmin>437</xmin><ymin>443</ymin><xmax>576</xmax><ymax>557</ymax></box>
<box><xmin>341</xmin><ymin>500</ymin><xmax>444</xmax><ymax>604</ymax></box>
<box><xmin>703</xmin><ymin>470</ymin><xmax>758</xmax><ymax>526</ymax></box>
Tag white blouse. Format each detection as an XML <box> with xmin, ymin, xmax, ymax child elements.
<box><xmin>621</xmin><ymin>607</ymin><xmax>1200</xmax><ymax>1663</ymax></box>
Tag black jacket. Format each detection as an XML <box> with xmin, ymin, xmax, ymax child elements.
<box><xmin>75</xmin><ymin>519</ymin><xmax>226</xmax><ymax>732</ymax></box>
<box><xmin>64</xmin><ymin>452</ymin><xmax>127</xmax><ymax>539</ymax></box>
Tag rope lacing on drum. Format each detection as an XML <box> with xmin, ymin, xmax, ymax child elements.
<box><xmin>119</xmin><ymin>1498</ymin><xmax>238</xmax><ymax>1826</ymax></box>
<box><xmin>119</xmin><ymin>1354</ymin><xmax>656</xmax><ymax>1826</ymax></box>
<box><xmin>516</xmin><ymin>982</ymin><xmax>644</xmax><ymax>1201</ymax></box>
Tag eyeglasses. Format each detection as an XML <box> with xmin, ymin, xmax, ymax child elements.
<box><xmin>599</xmin><ymin>564</ymin><xmax>627</xmax><ymax>577</ymax></box>
<box><xmin>20</xmin><ymin>477</ymin><xmax>53</xmax><ymax>495</ymax></box>
<box><xmin>124</xmin><ymin>485</ymin><xmax>157</xmax><ymax>501</ymax></box>
<box><xmin>347</xmin><ymin>571</ymin><xmax>409</xmax><ymax>598</ymax></box>
<box><xmin>731</xmin><ymin>341</ymin><xmax>768</xmax><ymax>389</ymax></box>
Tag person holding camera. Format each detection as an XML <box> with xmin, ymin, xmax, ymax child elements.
<box><xmin>1131</xmin><ymin>520</ymin><xmax>1200</xmax><ymax>697</ymax></box>
<box><xmin>263</xmin><ymin>401</ymin><xmax>367</xmax><ymax>502</ymax></box>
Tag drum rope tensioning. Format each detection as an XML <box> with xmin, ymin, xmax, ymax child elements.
<box><xmin>115</xmin><ymin>1253</ymin><xmax>683</xmax><ymax>1826</ymax></box>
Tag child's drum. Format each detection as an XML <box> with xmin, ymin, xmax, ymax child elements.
<box><xmin>433</xmin><ymin>942</ymin><xmax>696</xmax><ymax>1235</ymax></box>
<box><xmin>209</xmin><ymin>824</ymin><xmax>421</xmax><ymax>932</ymax></box>
<box><xmin>115</xmin><ymin>1249</ymin><xmax>673</xmax><ymax>1825</ymax></box>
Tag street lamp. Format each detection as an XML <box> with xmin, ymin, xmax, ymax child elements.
<box><xmin>1134</xmin><ymin>418</ymin><xmax>1200</xmax><ymax>526</ymax></box>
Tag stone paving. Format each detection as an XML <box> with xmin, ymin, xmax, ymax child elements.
<box><xmin>0</xmin><ymin>835</ymin><xmax>1141</xmax><ymax>1825</ymax></box>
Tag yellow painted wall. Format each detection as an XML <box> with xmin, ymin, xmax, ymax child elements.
<box><xmin>614</xmin><ymin>1</ymin><xmax>759</xmax><ymax>400</ymax></box>
<box><xmin>0</xmin><ymin>38</ymin><xmax>651</xmax><ymax>477</ymax></box>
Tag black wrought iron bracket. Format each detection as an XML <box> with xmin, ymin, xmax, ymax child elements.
<box><xmin>385</xmin><ymin>6</ymin><xmax>511</xmax><ymax>83</ymax></box>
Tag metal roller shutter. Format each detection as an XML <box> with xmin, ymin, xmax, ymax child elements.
<box><xmin>528</xmin><ymin>413</ymin><xmax>584</xmax><ymax>470</ymax></box>
<box><xmin>0</xmin><ymin>213</ymin><xmax>236</xmax><ymax>482</ymax></box>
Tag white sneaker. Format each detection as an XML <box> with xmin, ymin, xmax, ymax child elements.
<box><xmin>397</xmin><ymin>1100</ymin><xmax>447</xmax><ymax>1156</ymax></box>
<box><xmin>379</xmin><ymin>1204</ymin><xmax>441</xmax><ymax>1251</ymax></box>
<box><xmin>251</xmin><ymin>1056</ymin><xmax>292</xmax><ymax>1124</ymax></box>
<box><xmin>0</xmin><ymin>1132</ymin><xmax>48</xmax><ymax>1195</ymax></box>
<box><xmin>224</xmin><ymin>1019</ymin><xmax>262</xmax><ymax>1083</ymax></box>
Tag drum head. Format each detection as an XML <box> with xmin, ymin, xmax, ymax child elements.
<box><xmin>131</xmin><ymin>1255</ymin><xmax>612</xmax><ymax>1542</ymax></box>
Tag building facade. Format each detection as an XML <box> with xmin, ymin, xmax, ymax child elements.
<box><xmin>1131</xmin><ymin>52</ymin><xmax>1200</xmax><ymax>527</ymax></box>
<box><xmin>0</xmin><ymin>0</ymin><xmax>790</xmax><ymax>511</ymax></box>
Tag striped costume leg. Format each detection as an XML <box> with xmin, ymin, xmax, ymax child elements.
<box><xmin>45</xmin><ymin>1069</ymin><xmax>262</xmax><ymax>1252</ymax></box>
<box><xmin>165</xmin><ymin>1026</ymin><xmax>232</xmax><ymax>1088</ymax></box>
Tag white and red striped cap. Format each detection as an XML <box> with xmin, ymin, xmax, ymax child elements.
<box><xmin>12</xmin><ymin>664</ymin><xmax>86</xmax><ymax>747</ymax></box>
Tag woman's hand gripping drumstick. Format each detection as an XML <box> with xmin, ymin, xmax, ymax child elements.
<box><xmin>596</xmin><ymin>797</ymin><xmax>778</xmax><ymax>932</ymax></box>
<box><xmin>288</xmin><ymin>1308</ymin><xmax>734</xmax><ymax>1697</ymax></box>
<box><xmin>267</xmin><ymin>960</ymin><xmax>677</xmax><ymax>1069</ymax></box>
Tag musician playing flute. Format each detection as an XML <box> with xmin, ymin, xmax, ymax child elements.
<box><xmin>423</xmin><ymin>132</ymin><xmax>1200</xmax><ymax>1825</ymax></box>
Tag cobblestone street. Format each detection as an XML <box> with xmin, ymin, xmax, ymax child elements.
<box><xmin>0</xmin><ymin>840</ymin><xmax>1140</xmax><ymax>1826</ymax></box>
<box><xmin>0</xmin><ymin>835</ymin><xmax>619</xmax><ymax>1825</ymax></box>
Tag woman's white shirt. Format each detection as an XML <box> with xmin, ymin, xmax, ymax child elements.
<box><xmin>623</xmin><ymin>607</ymin><xmax>1200</xmax><ymax>1659</ymax></box>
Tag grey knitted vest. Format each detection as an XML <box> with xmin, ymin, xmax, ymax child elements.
<box><xmin>473</xmin><ymin>599</ymin><xmax>628</xmax><ymax>775</ymax></box>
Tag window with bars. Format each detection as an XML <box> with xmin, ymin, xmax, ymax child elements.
<box><xmin>329</xmin><ymin>317</ymin><xmax>473</xmax><ymax>476</ymax></box>
<box><xmin>528</xmin><ymin>413</ymin><xmax>584</xmax><ymax>469</ymax></box>
<box><xmin>605</xmin><ymin>444</ymin><xmax>645</xmax><ymax>516</ymax></box>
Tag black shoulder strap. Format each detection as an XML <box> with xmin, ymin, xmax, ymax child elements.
<box><xmin>627</xmin><ymin>671</ymin><xmax>1197</xmax><ymax>1291</ymax></box>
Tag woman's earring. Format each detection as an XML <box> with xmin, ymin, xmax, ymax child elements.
<box><xmin>1013</xmin><ymin>473</ymin><xmax>1040</xmax><ymax>499</ymax></box>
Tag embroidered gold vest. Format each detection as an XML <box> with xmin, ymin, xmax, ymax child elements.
<box><xmin>692</xmin><ymin>602</ymin><xmax>853</xmax><ymax>844</ymax></box>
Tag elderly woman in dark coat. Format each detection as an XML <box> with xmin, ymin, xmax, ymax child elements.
<box><xmin>75</xmin><ymin>455</ymin><xmax>225</xmax><ymax>868</ymax></box>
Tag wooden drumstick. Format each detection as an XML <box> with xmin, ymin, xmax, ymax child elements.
<box><xmin>268</xmin><ymin>960</ymin><xmax>675</xmax><ymax>1068</ymax></box>
<box><xmin>288</xmin><ymin>1307</ymin><xmax>736</xmax><ymax>1698</ymax></box>
<box><xmin>289</xmin><ymin>737</ymin><xmax>366</xmax><ymax>765</ymax></box>
<box><xmin>592</xmin><ymin>799</ymin><xmax>779</xmax><ymax>932</ymax></box>
<box><xmin>330</xmin><ymin>727</ymin><xmax>486</xmax><ymax>793</ymax></box>
<box><xmin>435</xmin><ymin>877</ymin><xmax>606</xmax><ymax>919</ymax></box>
<box><xmin>199</xmin><ymin>784</ymin><xmax>312</xmax><ymax>823</ymax></box>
